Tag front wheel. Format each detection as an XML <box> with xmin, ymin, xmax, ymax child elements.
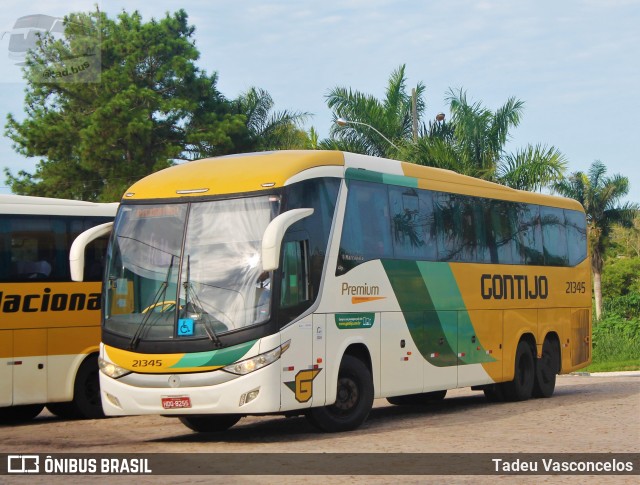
<box><xmin>48</xmin><ymin>355</ymin><xmax>104</xmax><ymax>419</ymax></box>
<box><xmin>179</xmin><ymin>415</ymin><xmax>241</xmax><ymax>433</ymax></box>
<box><xmin>306</xmin><ymin>355</ymin><xmax>374</xmax><ymax>433</ymax></box>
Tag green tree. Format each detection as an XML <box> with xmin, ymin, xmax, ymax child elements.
<box><xmin>325</xmin><ymin>64</ymin><xmax>425</xmax><ymax>158</ymax></box>
<box><xmin>230</xmin><ymin>87</ymin><xmax>310</xmax><ymax>152</ymax></box>
<box><xmin>5</xmin><ymin>10</ymin><xmax>246</xmax><ymax>201</ymax></box>
<box><xmin>324</xmin><ymin>67</ymin><xmax>566</xmax><ymax>192</ymax></box>
<box><xmin>602</xmin><ymin>258</ymin><xmax>640</xmax><ymax>299</ymax></box>
<box><xmin>553</xmin><ymin>161</ymin><xmax>639</xmax><ymax>319</ymax></box>
<box><xmin>405</xmin><ymin>88</ymin><xmax>567</xmax><ymax>191</ymax></box>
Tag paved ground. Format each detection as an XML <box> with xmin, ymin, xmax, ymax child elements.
<box><xmin>1</xmin><ymin>373</ymin><xmax>638</xmax><ymax>484</ymax></box>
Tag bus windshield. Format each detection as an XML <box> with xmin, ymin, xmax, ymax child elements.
<box><xmin>104</xmin><ymin>196</ymin><xmax>280</xmax><ymax>343</ymax></box>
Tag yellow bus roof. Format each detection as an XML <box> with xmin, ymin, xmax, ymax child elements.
<box><xmin>122</xmin><ymin>150</ymin><xmax>583</xmax><ymax>212</ymax></box>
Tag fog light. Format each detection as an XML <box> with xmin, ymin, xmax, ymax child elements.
<box><xmin>239</xmin><ymin>388</ymin><xmax>260</xmax><ymax>406</ymax></box>
<box><xmin>105</xmin><ymin>392</ymin><xmax>122</xmax><ymax>408</ymax></box>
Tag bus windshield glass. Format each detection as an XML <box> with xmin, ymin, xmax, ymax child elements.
<box><xmin>104</xmin><ymin>196</ymin><xmax>280</xmax><ymax>342</ymax></box>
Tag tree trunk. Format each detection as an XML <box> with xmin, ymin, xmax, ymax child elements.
<box><xmin>593</xmin><ymin>270</ymin><xmax>603</xmax><ymax>320</ymax></box>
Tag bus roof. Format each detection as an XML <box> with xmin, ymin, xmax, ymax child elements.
<box><xmin>122</xmin><ymin>150</ymin><xmax>583</xmax><ymax>211</ymax></box>
<box><xmin>0</xmin><ymin>194</ymin><xmax>118</xmax><ymax>217</ymax></box>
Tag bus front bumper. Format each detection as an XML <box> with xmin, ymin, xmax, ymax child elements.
<box><xmin>99</xmin><ymin>362</ymin><xmax>281</xmax><ymax>416</ymax></box>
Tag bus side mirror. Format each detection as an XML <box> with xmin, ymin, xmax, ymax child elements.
<box><xmin>70</xmin><ymin>222</ymin><xmax>114</xmax><ymax>282</ymax></box>
<box><xmin>261</xmin><ymin>208</ymin><xmax>314</xmax><ymax>272</ymax></box>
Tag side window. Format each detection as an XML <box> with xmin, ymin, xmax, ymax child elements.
<box><xmin>540</xmin><ymin>206</ymin><xmax>569</xmax><ymax>266</ymax></box>
<box><xmin>565</xmin><ymin>209</ymin><xmax>587</xmax><ymax>266</ymax></box>
<box><xmin>459</xmin><ymin>196</ymin><xmax>489</xmax><ymax>263</ymax></box>
<box><xmin>389</xmin><ymin>186</ymin><xmax>437</xmax><ymax>261</ymax></box>
<box><xmin>434</xmin><ymin>193</ymin><xmax>463</xmax><ymax>261</ymax></box>
<box><xmin>280</xmin><ymin>240</ymin><xmax>309</xmax><ymax>309</ymax></box>
<box><xmin>517</xmin><ymin>204</ymin><xmax>544</xmax><ymax>265</ymax></box>
<box><xmin>5</xmin><ymin>216</ymin><xmax>67</xmax><ymax>281</ymax></box>
<box><xmin>486</xmin><ymin>200</ymin><xmax>520</xmax><ymax>265</ymax></box>
<box><xmin>338</xmin><ymin>180</ymin><xmax>392</xmax><ymax>274</ymax></box>
<box><xmin>84</xmin><ymin>235</ymin><xmax>109</xmax><ymax>282</ymax></box>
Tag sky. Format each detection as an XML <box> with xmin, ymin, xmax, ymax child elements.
<box><xmin>0</xmin><ymin>0</ymin><xmax>638</xmax><ymax>202</ymax></box>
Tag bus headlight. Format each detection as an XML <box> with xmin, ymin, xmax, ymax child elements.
<box><xmin>223</xmin><ymin>340</ymin><xmax>290</xmax><ymax>375</ymax></box>
<box><xmin>98</xmin><ymin>356</ymin><xmax>131</xmax><ymax>379</ymax></box>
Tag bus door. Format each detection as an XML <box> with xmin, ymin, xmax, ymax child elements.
<box><xmin>278</xmin><ymin>238</ymin><xmax>318</xmax><ymax>410</ymax></box>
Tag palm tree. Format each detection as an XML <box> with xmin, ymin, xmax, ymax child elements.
<box><xmin>325</xmin><ymin>68</ymin><xmax>565</xmax><ymax>192</ymax></box>
<box><xmin>553</xmin><ymin>161</ymin><xmax>639</xmax><ymax>319</ymax></box>
<box><xmin>325</xmin><ymin>64</ymin><xmax>425</xmax><ymax>158</ymax></box>
<box><xmin>234</xmin><ymin>87</ymin><xmax>310</xmax><ymax>151</ymax></box>
<box><xmin>405</xmin><ymin>88</ymin><xmax>567</xmax><ymax>191</ymax></box>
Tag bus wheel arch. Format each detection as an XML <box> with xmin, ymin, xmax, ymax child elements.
<box><xmin>47</xmin><ymin>353</ymin><xmax>104</xmax><ymax>420</ymax></box>
<box><xmin>306</xmin><ymin>346</ymin><xmax>374</xmax><ymax>432</ymax></box>
<box><xmin>501</xmin><ymin>335</ymin><xmax>536</xmax><ymax>402</ymax></box>
<box><xmin>533</xmin><ymin>333</ymin><xmax>560</xmax><ymax>398</ymax></box>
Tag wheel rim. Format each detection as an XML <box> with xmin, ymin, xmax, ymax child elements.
<box><xmin>331</xmin><ymin>376</ymin><xmax>359</xmax><ymax>416</ymax></box>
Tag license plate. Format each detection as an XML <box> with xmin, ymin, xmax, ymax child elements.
<box><xmin>161</xmin><ymin>396</ymin><xmax>192</xmax><ymax>410</ymax></box>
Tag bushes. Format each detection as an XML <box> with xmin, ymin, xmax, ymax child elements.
<box><xmin>591</xmin><ymin>292</ymin><xmax>640</xmax><ymax>366</ymax></box>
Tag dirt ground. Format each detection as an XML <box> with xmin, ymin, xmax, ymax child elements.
<box><xmin>1</xmin><ymin>373</ymin><xmax>638</xmax><ymax>484</ymax></box>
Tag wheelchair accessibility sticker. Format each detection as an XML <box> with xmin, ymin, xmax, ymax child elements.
<box><xmin>178</xmin><ymin>318</ymin><xmax>194</xmax><ymax>336</ymax></box>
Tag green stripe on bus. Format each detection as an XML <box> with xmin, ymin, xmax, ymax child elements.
<box><xmin>170</xmin><ymin>339</ymin><xmax>258</xmax><ymax>369</ymax></box>
<box><xmin>382</xmin><ymin>260</ymin><xmax>457</xmax><ymax>367</ymax></box>
<box><xmin>383</xmin><ymin>260</ymin><xmax>495</xmax><ymax>366</ymax></box>
<box><xmin>345</xmin><ymin>168</ymin><xmax>418</xmax><ymax>188</ymax></box>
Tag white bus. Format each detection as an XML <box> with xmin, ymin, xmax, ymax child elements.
<box><xmin>75</xmin><ymin>151</ymin><xmax>590</xmax><ymax>432</ymax></box>
<box><xmin>0</xmin><ymin>194</ymin><xmax>117</xmax><ymax>422</ymax></box>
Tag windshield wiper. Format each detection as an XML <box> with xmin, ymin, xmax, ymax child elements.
<box><xmin>129</xmin><ymin>255</ymin><xmax>175</xmax><ymax>350</ymax></box>
<box><xmin>182</xmin><ymin>255</ymin><xmax>222</xmax><ymax>348</ymax></box>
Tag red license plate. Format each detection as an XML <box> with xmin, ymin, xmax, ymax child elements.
<box><xmin>161</xmin><ymin>396</ymin><xmax>192</xmax><ymax>409</ymax></box>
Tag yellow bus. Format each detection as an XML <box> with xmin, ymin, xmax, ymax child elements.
<box><xmin>76</xmin><ymin>151</ymin><xmax>590</xmax><ymax>432</ymax></box>
<box><xmin>0</xmin><ymin>195</ymin><xmax>117</xmax><ymax>422</ymax></box>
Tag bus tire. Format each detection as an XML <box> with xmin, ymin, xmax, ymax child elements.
<box><xmin>0</xmin><ymin>404</ymin><xmax>44</xmax><ymax>423</ymax></box>
<box><xmin>48</xmin><ymin>355</ymin><xmax>104</xmax><ymax>419</ymax></box>
<box><xmin>533</xmin><ymin>337</ymin><xmax>560</xmax><ymax>398</ymax></box>
<box><xmin>387</xmin><ymin>390</ymin><xmax>447</xmax><ymax>406</ymax></box>
<box><xmin>179</xmin><ymin>415</ymin><xmax>241</xmax><ymax>433</ymax></box>
<box><xmin>502</xmin><ymin>340</ymin><xmax>535</xmax><ymax>402</ymax></box>
<box><xmin>306</xmin><ymin>355</ymin><xmax>374</xmax><ymax>432</ymax></box>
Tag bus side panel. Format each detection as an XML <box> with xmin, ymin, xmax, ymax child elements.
<box><xmin>279</xmin><ymin>317</ymin><xmax>313</xmax><ymax>412</ymax></box>
<box><xmin>538</xmin><ymin>308</ymin><xmax>571</xmax><ymax>374</ymax></box>
<box><xmin>502</xmin><ymin>309</ymin><xmax>537</xmax><ymax>382</ymax></box>
<box><xmin>380</xmin><ymin>312</ymin><xmax>422</xmax><ymax>397</ymax></box>
<box><xmin>47</xmin><ymin>326</ymin><xmax>99</xmax><ymax>402</ymax></box>
<box><xmin>311</xmin><ymin>314</ymin><xmax>327</xmax><ymax>407</ymax></box>
<box><xmin>0</xmin><ymin>330</ymin><xmax>13</xmax><ymax>406</ymax></box>
<box><xmin>458</xmin><ymin>310</ymin><xmax>503</xmax><ymax>387</ymax></box>
<box><xmin>324</xmin><ymin>312</ymin><xmax>380</xmax><ymax>404</ymax></box>
<box><xmin>12</xmin><ymin>329</ymin><xmax>47</xmax><ymax>405</ymax></box>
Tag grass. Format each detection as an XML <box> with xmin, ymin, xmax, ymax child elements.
<box><xmin>582</xmin><ymin>360</ymin><xmax>640</xmax><ymax>373</ymax></box>
<box><xmin>582</xmin><ymin>319</ymin><xmax>640</xmax><ymax>373</ymax></box>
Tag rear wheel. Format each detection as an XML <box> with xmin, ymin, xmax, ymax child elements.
<box><xmin>0</xmin><ymin>404</ymin><xmax>44</xmax><ymax>423</ymax></box>
<box><xmin>502</xmin><ymin>340</ymin><xmax>535</xmax><ymax>402</ymax></box>
<box><xmin>307</xmin><ymin>355</ymin><xmax>373</xmax><ymax>432</ymax></box>
<box><xmin>533</xmin><ymin>337</ymin><xmax>560</xmax><ymax>398</ymax></box>
<box><xmin>387</xmin><ymin>390</ymin><xmax>447</xmax><ymax>406</ymax></box>
<box><xmin>179</xmin><ymin>415</ymin><xmax>241</xmax><ymax>433</ymax></box>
